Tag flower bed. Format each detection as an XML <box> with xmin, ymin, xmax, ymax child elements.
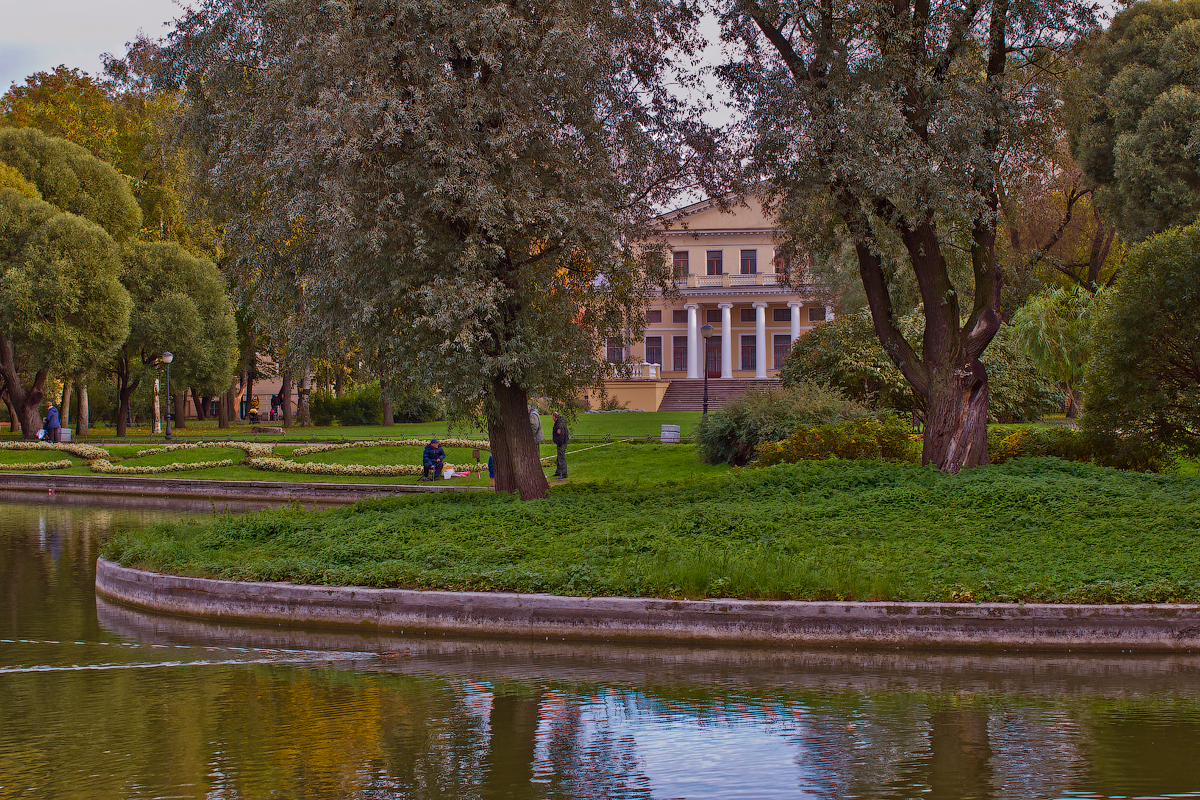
<box><xmin>245</xmin><ymin>456</ymin><xmax>486</xmax><ymax>477</ymax></box>
<box><xmin>0</xmin><ymin>459</ymin><xmax>73</xmax><ymax>471</ymax></box>
<box><xmin>89</xmin><ymin>459</ymin><xmax>235</xmax><ymax>475</ymax></box>
<box><xmin>133</xmin><ymin>441</ymin><xmax>273</xmax><ymax>458</ymax></box>
<box><xmin>289</xmin><ymin>438</ymin><xmax>489</xmax><ymax>457</ymax></box>
<box><xmin>0</xmin><ymin>441</ymin><xmax>110</xmax><ymax>460</ymax></box>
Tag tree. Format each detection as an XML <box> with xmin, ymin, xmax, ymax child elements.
<box><xmin>1010</xmin><ymin>287</ymin><xmax>1094</xmax><ymax>416</ymax></box>
<box><xmin>1084</xmin><ymin>220</ymin><xmax>1200</xmax><ymax>448</ymax></box>
<box><xmin>163</xmin><ymin>0</ymin><xmax>720</xmax><ymax>498</ymax></box>
<box><xmin>0</xmin><ymin>128</ymin><xmax>134</xmax><ymax>437</ymax></box>
<box><xmin>112</xmin><ymin>240</ymin><xmax>238</xmax><ymax>436</ymax></box>
<box><xmin>720</xmin><ymin>0</ymin><xmax>1095</xmax><ymax>471</ymax></box>
<box><xmin>1069</xmin><ymin>0</ymin><xmax>1200</xmax><ymax>242</ymax></box>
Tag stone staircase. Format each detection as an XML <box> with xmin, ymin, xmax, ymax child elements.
<box><xmin>656</xmin><ymin>379</ymin><xmax>780</xmax><ymax>412</ymax></box>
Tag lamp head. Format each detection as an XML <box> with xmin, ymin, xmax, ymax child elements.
<box><xmin>161</xmin><ymin>351</ymin><xmax>173</xmax><ymax>365</ymax></box>
<box><xmin>701</xmin><ymin>323</ymin><xmax>714</xmax><ymax>339</ymax></box>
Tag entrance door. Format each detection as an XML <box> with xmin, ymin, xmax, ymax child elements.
<box><xmin>705</xmin><ymin>336</ymin><xmax>722</xmax><ymax>375</ymax></box>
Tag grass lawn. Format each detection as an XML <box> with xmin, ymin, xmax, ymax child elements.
<box><xmin>103</xmin><ymin>457</ymin><xmax>1200</xmax><ymax>604</ymax></box>
<box><xmin>0</xmin><ymin>411</ymin><xmax>704</xmax><ymax>443</ymax></box>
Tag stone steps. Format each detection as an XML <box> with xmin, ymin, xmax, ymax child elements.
<box><xmin>656</xmin><ymin>379</ymin><xmax>779</xmax><ymax>412</ymax></box>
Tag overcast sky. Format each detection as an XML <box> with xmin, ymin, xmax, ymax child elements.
<box><xmin>0</xmin><ymin>0</ymin><xmax>182</xmax><ymax>92</ymax></box>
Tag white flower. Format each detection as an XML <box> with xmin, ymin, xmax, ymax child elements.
<box><xmin>0</xmin><ymin>459</ymin><xmax>73</xmax><ymax>471</ymax></box>
<box><xmin>89</xmin><ymin>459</ymin><xmax>235</xmax><ymax>475</ymax></box>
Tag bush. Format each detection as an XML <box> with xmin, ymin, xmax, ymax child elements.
<box><xmin>1084</xmin><ymin>220</ymin><xmax>1200</xmax><ymax>451</ymax></box>
<box><xmin>756</xmin><ymin>414</ymin><xmax>919</xmax><ymax>465</ymax></box>
<box><xmin>780</xmin><ymin>308</ymin><xmax>1059</xmax><ymax>422</ymax></box>
<box><xmin>987</xmin><ymin>425</ymin><xmax>1172</xmax><ymax>473</ymax></box>
<box><xmin>310</xmin><ymin>382</ymin><xmax>382</xmax><ymax>426</ymax></box>
<box><xmin>694</xmin><ymin>382</ymin><xmax>869</xmax><ymax>465</ymax></box>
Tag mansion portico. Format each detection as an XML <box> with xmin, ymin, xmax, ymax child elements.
<box><xmin>591</xmin><ymin>196</ymin><xmax>833</xmax><ymax>411</ymax></box>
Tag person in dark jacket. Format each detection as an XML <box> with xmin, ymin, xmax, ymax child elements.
<box><xmin>44</xmin><ymin>406</ymin><xmax>60</xmax><ymax>443</ymax></box>
<box><xmin>421</xmin><ymin>439</ymin><xmax>446</xmax><ymax>481</ymax></box>
<box><xmin>551</xmin><ymin>412</ymin><xmax>569</xmax><ymax>479</ymax></box>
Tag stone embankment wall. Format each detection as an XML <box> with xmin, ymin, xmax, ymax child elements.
<box><xmin>96</xmin><ymin>559</ymin><xmax>1200</xmax><ymax>651</ymax></box>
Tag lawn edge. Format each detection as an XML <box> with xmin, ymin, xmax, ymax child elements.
<box><xmin>95</xmin><ymin>558</ymin><xmax>1200</xmax><ymax>651</ymax></box>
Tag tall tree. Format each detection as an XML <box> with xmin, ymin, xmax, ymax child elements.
<box><xmin>111</xmin><ymin>240</ymin><xmax>238</xmax><ymax>436</ymax></box>
<box><xmin>0</xmin><ymin>128</ymin><xmax>135</xmax><ymax>437</ymax></box>
<box><xmin>163</xmin><ymin>0</ymin><xmax>721</xmax><ymax>498</ymax></box>
<box><xmin>720</xmin><ymin>0</ymin><xmax>1096</xmax><ymax>471</ymax></box>
<box><xmin>1069</xmin><ymin>0</ymin><xmax>1200</xmax><ymax>243</ymax></box>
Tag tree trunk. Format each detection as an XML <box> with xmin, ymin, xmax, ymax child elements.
<box><xmin>0</xmin><ymin>337</ymin><xmax>48</xmax><ymax>439</ymax></box>
<box><xmin>191</xmin><ymin>388</ymin><xmax>208</xmax><ymax>421</ymax></box>
<box><xmin>487</xmin><ymin>378</ymin><xmax>549</xmax><ymax>501</ymax></box>
<box><xmin>76</xmin><ymin>384</ymin><xmax>89</xmax><ymax>437</ymax></box>
<box><xmin>334</xmin><ymin>368</ymin><xmax>343</xmax><ymax>398</ymax></box>
<box><xmin>922</xmin><ymin>359</ymin><xmax>990</xmax><ymax>473</ymax></box>
<box><xmin>173</xmin><ymin>392</ymin><xmax>188</xmax><ymax>429</ymax></box>
<box><xmin>152</xmin><ymin>380</ymin><xmax>162</xmax><ymax>435</ymax></box>
<box><xmin>3</xmin><ymin>391</ymin><xmax>17</xmax><ymax>434</ymax></box>
<box><xmin>116</xmin><ymin>381</ymin><xmax>140</xmax><ymax>438</ymax></box>
<box><xmin>60</xmin><ymin>381</ymin><xmax>71</xmax><ymax>430</ymax></box>
<box><xmin>280</xmin><ymin>369</ymin><xmax>294</xmax><ymax>428</ymax></box>
<box><xmin>219</xmin><ymin>387</ymin><xmax>232</xmax><ymax>429</ymax></box>
<box><xmin>1065</xmin><ymin>385</ymin><xmax>1081</xmax><ymax>419</ymax></box>
<box><xmin>297</xmin><ymin>373</ymin><xmax>311</xmax><ymax>426</ymax></box>
<box><xmin>381</xmin><ymin>378</ymin><xmax>393</xmax><ymax>427</ymax></box>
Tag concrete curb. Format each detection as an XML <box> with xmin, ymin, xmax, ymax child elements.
<box><xmin>0</xmin><ymin>472</ymin><xmax>487</xmax><ymax>503</ymax></box>
<box><xmin>95</xmin><ymin>559</ymin><xmax>1200</xmax><ymax>650</ymax></box>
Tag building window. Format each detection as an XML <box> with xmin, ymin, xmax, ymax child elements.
<box><xmin>741</xmin><ymin>335</ymin><xmax>756</xmax><ymax>371</ymax></box>
<box><xmin>773</xmin><ymin>307</ymin><xmax>791</xmax><ymax>322</ymax></box>
<box><xmin>706</xmin><ymin>250</ymin><xmax>723</xmax><ymax>275</ymax></box>
<box><xmin>646</xmin><ymin>309</ymin><xmax>662</xmax><ymax>324</ymax></box>
<box><xmin>645</xmin><ymin>336</ymin><xmax>662</xmax><ymax>366</ymax></box>
<box><xmin>673</xmin><ymin>251</ymin><xmax>689</xmax><ymax>276</ymax></box>
<box><xmin>774</xmin><ymin>252</ymin><xmax>789</xmax><ymax>274</ymax></box>
<box><xmin>740</xmin><ymin>308</ymin><xmax>754</xmax><ymax>322</ymax></box>
<box><xmin>705</xmin><ymin>336</ymin><xmax>721</xmax><ymax>374</ymax></box>
<box><xmin>706</xmin><ymin>309</ymin><xmax>720</xmax><ymax>323</ymax></box>
<box><xmin>673</xmin><ymin>336</ymin><xmax>688</xmax><ymax>372</ymax></box>
<box><xmin>672</xmin><ymin>309</ymin><xmax>686</xmax><ymax>324</ymax></box>
<box><xmin>606</xmin><ymin>337</ymin><xmax>624</xmax><ymax>363</ymax></box>
<box><xmin>741</xmin><ymin>249</ymin><xmax>757</xmax><ymax>274</ymax></box>
<box><xmin>774</xmin><ymin>334</ymin><xmax>792</xmax><ymax>369</ymax></box>
<box><xmin>809</xmin><ymin>306</ymin><xmax>827</xmax><ymax>322</ymax></box>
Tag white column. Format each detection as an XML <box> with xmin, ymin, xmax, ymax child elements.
<box><xmin>685</xmin><ymin>303</ymin><xmax>700</xmax><ymax>379</ymax></box>
<box><xmin>753</xmin><ymin>302</ymin><xmax>767</xmax><ymax>379</ymax></box>
<box><xmin>719</xmin><ymin>302</ymin><xmax>733</xmax><ymax>379</ymax></box>
<box><xmin>826</xmin><ymin>305</ymin><xmax>836</xmax><ymax>322</ymax></box>
<box><xmin>788</xmin><ymin>300</ymin><xmax>802</xmax><ymax>343</ymax></box>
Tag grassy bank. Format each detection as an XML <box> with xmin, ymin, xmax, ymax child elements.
<box><xmin>103</xmin><ymin>458</ymin><xmax>1200</xmax><ymax>604</ymax></box>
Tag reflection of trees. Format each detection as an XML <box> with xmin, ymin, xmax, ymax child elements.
<box><xmin>480</xmin><ymin>691</ymin><xmax>544</xmax><ymax>800</ymax></box>
<box><xmin>1073</xmin><ymin>698</ymin><xmax>1200</xmax><ymax>798</ymax></box>
<box><xmin>539</xmin><ymin>692</ymin><xmax>651</xmax><ymax>800</ymax></box>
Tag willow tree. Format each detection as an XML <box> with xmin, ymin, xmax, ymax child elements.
<box><xmin>720</xmin><ymin>0</ymin><xmax>1095</xmax><ymax>471</ymax></box>
<box><xmin>163</xmin><ymin>0</ymin><xmax>718</xmax><ymax>498</ymax></box>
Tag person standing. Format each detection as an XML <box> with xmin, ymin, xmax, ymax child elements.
<box><xmin>44</xmin><ymin>405</ymin><xmax>60</xmax><ymax>443</ymax></box>
<box><xmin>529</xmin><ymin>404</ymin><xmax>545</xmax><ymax>444</ymax></box>
<box><xmin>551</xmin><ymin>412</ymin><xmax>569</xmax><ymax>480</ymax></box>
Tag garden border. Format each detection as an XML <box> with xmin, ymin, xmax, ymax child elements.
<box><xmin>0</xmin><ymin>472</ymin><xmax>487</xmax><ymax>502</ymax></box>
<box><xmin>95</xmin><ymin>558</ymin><xmax>1200</xmax><ymax>651</ymax></box>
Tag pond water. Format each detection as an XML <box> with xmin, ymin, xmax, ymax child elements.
<box><xmin>2</xmin><ymin>496</ymin><xmax>1200</xmax><ymax>799</ymax></box>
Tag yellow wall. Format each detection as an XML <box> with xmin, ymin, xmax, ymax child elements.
<box><xmin>583</xmin><ymin>381</ymin><xmax>671</xmax><ymax>412</ymax></box>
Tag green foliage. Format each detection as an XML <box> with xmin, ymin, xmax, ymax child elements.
<box><xmin>755</xmin><ymin>414</ymin><xmax>919</xmax><ymax>465</ymax></box>
<box><xmin>1069</xmin><ymin>0</ymin><xmax>1200</xmax><ymax>241</ymax></box>
<box><xmin>780</xmin><ymin>309</ymin><xmax>1059</xmax><ymax>423</ymax></box>
<box><xmin>779</xmin><ymin>309</ymin><xmax>917</xmax><ymax>412</ymax></box>
<box><xmin>311</xmin><ymin>383</ymin><xmax>383</xmax><ymax>427</ymax></box>
<box><xmin>0</xmin><ymin>128</ymin><xmax>142</xmax><ymax>241</ymax></box>
<box><xmin>694</xmin><ymin>382</ymin><xmax>869</xmax><ymax>466</ymax></box>
<box><xmin>1084</xmin><ymin>220</ymin><xmax>1200</xmax><ymax>451</ymax></box>
<box><xmin>103</xmin><ymin>458</ymin><xmax>1200</xmax><ymax>603</ymax></box>
<box><xmin>1010</xmin><ymin>288</ymin><xmax>1095</xmax><ymax>413</ymax></box>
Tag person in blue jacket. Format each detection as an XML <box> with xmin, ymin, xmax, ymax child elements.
<box><xmin>44</xmin><ymin>405</ymin><xmax>61</xmax><ymax>443</ymax></box>
<box><xmin>421</xmin><ymin>438</ymin><xmax>446</xmax><ymax>481</ymax></box>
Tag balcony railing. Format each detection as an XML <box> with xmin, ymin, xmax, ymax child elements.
<box><xmin>681</xmin><ymin>273</ymin><xmax>794</xmax><ymax>289</ymax></box>
<box><xmin>606</xmin><ymin>362</ymin><xmax>661</xmax><ymax>380</ymax></box>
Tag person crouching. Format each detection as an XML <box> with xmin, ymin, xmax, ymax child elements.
<box><xmin>421</xmin><ymin>438</ymin><xmax>446</xmax><ymax>481</ymax></box>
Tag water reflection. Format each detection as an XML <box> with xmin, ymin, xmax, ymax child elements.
<box><xmin>3</xmin><ymin>498</ymin><xmax>1200</xmax><ymax>799</ymax></box>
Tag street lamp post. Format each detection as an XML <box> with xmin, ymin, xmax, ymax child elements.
<box><xmin>701</xmin><ymin>323</ymin><xmax>714</xmax><ymax>420</ymax></box>
<box><xmin>161</xmin><ymin>352</ymin><xmax>174</xmax><ymax>440</ymax></box>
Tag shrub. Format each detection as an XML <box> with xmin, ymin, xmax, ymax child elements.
<box><xmin>756</xmin><ymin>414</ymin><xmax>919</xmax><ymax>465</ymax></box>
<box><xmin>310</xmin><ymin>382</ymin><xmax>382</xmax><ymax>426</ymax></box>
<box><xmin>1084</xmin><ymin>220</ymin><xmax>1200</xmax><ymax>451</ymax></box>
<box><xmin>695</xmin><ymin>382</ymin><xmax>869</xmax><ymax>465</ymax></box>
<box><xmin>986</xmin><ymin>425</ymin><xmax>1171</xmax><ymax>473</ymax></box>
<box><xmin>780</xmin><ymin>308</ymin><xmax>1059</xmax><ymax>422</ymax></box>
